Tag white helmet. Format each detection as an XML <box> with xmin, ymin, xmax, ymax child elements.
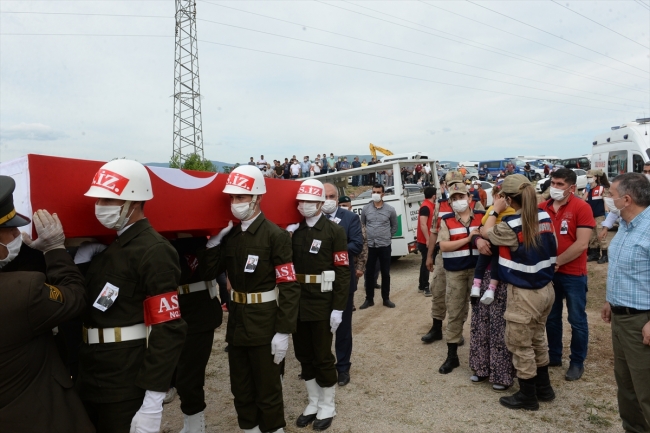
<box><xmin>85</xmin><ymin>159</ymin><xmax>153</xmax><ymax>201</ymax></box>
<box><xmin>223</xmin><ymin>165</ymin><xmax>266</xmax><ymax>195</ymax></box>
<box><xmin>296</xmin><ymin>179</ymin><xmax>326</xmax><ymax>202</ymax></box>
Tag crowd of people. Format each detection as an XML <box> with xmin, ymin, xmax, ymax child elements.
<box><xmin>247</xmin><ymin>154</ymin><xmax>434</xmax><ymax>187</ymax></box>
<box><xmin>414</xmin><ymin>164</ymin><xmax>650</xmax><ymax>428</ymax></box>
<box><xmin>1</xmin><ymin>158</ymin><xmax>650</xmax><ymax>433</ymax></box>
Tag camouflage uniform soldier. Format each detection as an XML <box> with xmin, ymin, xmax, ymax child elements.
<box><xmin>481</xmin><ymin>175</ymin><xmax>557</xmax><ymax>411</ymax></box>
<box><xmin>423</xmin><ymin>171</ymin><xmax>471</xmax><ymax>344</ymax></box>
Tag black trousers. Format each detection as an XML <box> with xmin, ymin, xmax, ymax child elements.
<box><xmin>365</xmin><ymin>246</ymin><xmax>392</xmax><ymax>301</ymax></box>
<box><xmin>83</xmin><ymin>398</ymin><xmax>143</xmax><ymax>433</ymax></box>
<box><xmin>335</xmin><ymin>290</ymin><xmax>355</xmax><ymax>373</ymax></box>
<box><xmin>294</xmin><ymin>320</ymin><xmax>337</xmax><ymax>388</ymax></box>
<box><xmin>176</xmin><ymin>330</ymin><xmax>215</xmax><ymax>415</ymax></box>
<box><xmin>228</xmin><ymin>344</ymin><xmax>285</xmax><ymax>432</ymax></box>
<box><xmin>417</xmin><ymin>242</ymin><xmax>430</xmax><ymax>290</ymax></box>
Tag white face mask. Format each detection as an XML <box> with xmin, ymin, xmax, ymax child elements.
<box><xmin>604</xmin><ymin>197</ymin><xmax>620</xmax><ymax>216</ymax></box>
<box><xmin>371</xmin><ymin>193</ymin><xmax>382</xmax><ymax>203</ymax></box>
<box><xmin>0</xmin><ymin>235</ymin><xmax>22</xmax><ymax>269</ymax></box>
<box><xmin>321</xmin><ymin>199</ymin><xmax>338</xmax><ymax>214</ymax></box>
<box><xmin>452</xmin><ymin>199</ymin><xmax>469</xmax><ymax>213</ymax></box>
<box><xmin>549</xmin><ymin>186</ymin><xmax>568</xmax><ymax>201</ymax></box>
<box><xmin>95</xmin><ymin>203</ymin><xmax>133</xmax><ymax>230</ymax></box>
<box><xmin>231</xmin><ymin>202</ymin><xmax>255</xmax><ymax>221</ymax></box>
<box><xmin>645</xmin><ymin>174</ymin><xmax>650</xmax><ymax>182</ymax></box>
<box><xmin>588</xmin><ymin>178</ymin><xmax>596</xmax><ymax>185</ymax></box>
<box><xmin>298</xmin><ymin>202</ymin><xmax>320</xmax><ymax>218</ymax></box>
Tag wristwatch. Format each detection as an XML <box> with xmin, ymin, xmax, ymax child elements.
<box><xmin>489</xmin><ymin>211</ymin><xmax>499</xmax><ymax>218</ymax></box>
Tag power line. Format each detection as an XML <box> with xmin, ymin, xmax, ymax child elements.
<box><xmin>201</xmin><ymin>1</ymin><xmax>647</xmax><ymax>95</ymax></box>
<box><xmin>417</xmin><ymin>0</ymin><xmax>649</xmax><ymax>75</ymax></box>
<box><xmin>7</xmin><ymin>6</ymin><xmax>646</xmax><ymax>98</ymax></box>
<box><xmin>314</xmin><ymin>0</ymin><xmax>649</xmax><ymax>82</ymax></box>
<box><xmin>0</xmin><ymin>11</ymin><xmax>171</xmax><ymax>18</ymax></box>
<box><xmin>0</xmin><ymin>32</ymin><xmax>639</xmax><ymax>113</ymax></box>
<box><xmin>550</xmin><ymin>0</ymin><xmax>649</xmax><ymax>49</ymax></box>
<box><xmin>635</xmin><ymin>0</ymin><xmax>650</xmax><ymax>12</ymax></box>
<box><xmin>466</xmin><ymin>0</ymin><xmax>649</xmax><ymax>75</ymax></box>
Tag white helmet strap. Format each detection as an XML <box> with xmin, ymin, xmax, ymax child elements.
<box><xmin>115</xmin><ymin>200</ymin><xmax>134</xmax><ymax>231</ymax></box>
<box><xmin>242</xmin><ymin>195</ymin><xmax>258</xmax><ymax>221</ymax></box>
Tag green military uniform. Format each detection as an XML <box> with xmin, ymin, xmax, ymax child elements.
<box><xmin>0</xmin><ymin>248</ymin><xmax>95</xmax><ymax>433</ymax></box>
<box><xmin>77</xmin><ymin>218</ymin><xmax>188</xmax><ymax>433</ymax></box>
<box><xmin>292</xmin><ymin>214</ymin><xmax>350</xmax><ymax>388</ymax></box>
<box><xmin>201</xmin><ymin>213</ymin><xmax>301</xmax><ymax>432</ymax></box>
<box><xmin>429</xmin><ymin>202</ymin><xmax>447</xmax><ymax>322</ymax></box>
<box><xmin>171</xmin><ymin>237</ymin><xmax>223</xmax><ymax>416</ymax></box>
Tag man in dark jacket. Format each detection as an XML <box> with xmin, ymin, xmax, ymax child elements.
<box><xmin>322</xmin><ymin>183</ymin><xmax>363</xmax><ymax>387</ymax></box>
<box><xmin>0</xmin><ymin>176</ymin><xmax>94</xmax><ymax>433</ymax></box>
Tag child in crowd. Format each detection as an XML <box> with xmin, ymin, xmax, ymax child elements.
<box><xmin>470</xmin><ymin>182</ymin><xmax>516</xmax><ymax>304</ymax></box>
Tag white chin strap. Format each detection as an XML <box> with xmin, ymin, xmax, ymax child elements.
<box><xmin>243</xmin><ymin>195</ymin><xmax>258</xmax><ymax>221</ymax></box>
<box><xmin>115</xmin><ymin>200</ymin><xmax>133</xmax><ymax>230</ymax></box>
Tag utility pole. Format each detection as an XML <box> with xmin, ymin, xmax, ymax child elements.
<box><xmin>172</xmin><ymin>0</ymin><xmax>203</xmax><ymax>164</ymax></box>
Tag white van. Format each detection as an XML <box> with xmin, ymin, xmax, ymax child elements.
<box><xmin>309</xmin><ymin>160</ymin><xmax>440</xmax><ymax>257</ymax></box>
<box><xmin>591</xmin><ymin>118</ymin><xmax>650</xmax><ymax>179</ymax></box>
<box><xmin>380</xmin><ymin>152</ymin><xmax>430</xmax><ymax>163</ymax></box>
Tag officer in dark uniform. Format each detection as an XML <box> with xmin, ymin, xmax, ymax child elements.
<box><xmin>75</xmin><ymin>159</ymin><xmax>188</xmax><ymax>433</ymax></box>
<box><xmin>292</xmin><ymin>179</ymin><xmax>350</xmax><ymax>431</ymax></box>
<box><xmin>0</xmin><ymin>176</ymin><xmax>94</xmax><ymax>433</ymax></box>
<box><xmin>170</xmin><ymin>236</ymin><xmax>223</xmax><ymax>433</ymax></box>
<box><xmin>201</xmin><ymin>165</ymin><xmax>301</xmax><ymax>433</ymax></box>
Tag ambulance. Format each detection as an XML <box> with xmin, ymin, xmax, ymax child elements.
<box><xmin>591</xmin><ymin>118</ymin><xmax>650</xmax><ymax>179</ymax></box>
<box><xmin>310</xmin><ymin>159</ymin><xmax>440</xmax><ymax>257</ymax></box>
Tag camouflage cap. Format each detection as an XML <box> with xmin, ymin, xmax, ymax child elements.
<box><xmin>445</xmin><ymin>170</ymin><xmax>464</xmax><ymax>185</ymax></box>
<box><xmin>587</xmin><ymin>169</ymin><xmax>603</xmax><ymax>177</ymax></box>
<box><xmin>448</xmin><ymin>181</ymin><xmax>468</xmax><ymax>196</ymax></box>
<box><xmin>501</xmin><ymin>174</ymin><xmax>531</xmax><ymax>195</ymax></box>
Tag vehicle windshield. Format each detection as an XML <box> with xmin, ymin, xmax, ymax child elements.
<box><xmin>513</xmin><ymin>159</ymin><xmax>526</xmax><ymax>167</ymax></box>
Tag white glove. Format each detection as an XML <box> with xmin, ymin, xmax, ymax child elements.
<box><xmin>74</xmin><ymin>242</ymin><xmax>108</xmax><ymax>264</ymax></box>
<box><xmin>285</xmin><ymin>223</ymin><xmax>300</xmax><ymax>233</ymax></box>
<box><xmin>206</xmin><ymin>221</ymin><xmax>233</xmax><ymax>248</ymax></box>
<box><xmin>130</xmin><ymin>390</ymin><xmax>165</xmax><ymax>433</ymax></box>
<box><xmin>22</xmin><ymin>210</ymin><xmax>65</xmax><ymax>253</ymax></box>
<box><xmin>271</xmin><ymin>332</ymin><xmax>289</xmax><ymax>364</ymax></box>
<box><xmin>330</xmin><ymin>310</ymin><xmax>343</xmax><ymax>334</ymax></box>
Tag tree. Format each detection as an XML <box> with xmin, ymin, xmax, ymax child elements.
<box><xmin>169</xmin><ymin>153</ymin><xmax>216</xmax><ymax>172</ymax></box>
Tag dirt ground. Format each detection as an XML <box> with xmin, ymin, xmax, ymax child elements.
<box><xmin>161</xmin><ymin>242</ymin><xmax>621</xmax><ymax>433</ymax></box>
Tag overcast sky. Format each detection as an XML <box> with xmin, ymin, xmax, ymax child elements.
<box><xmin>1</xmin><ymin>0</ymin><xmax>649</xmax><ymax>165</ymax></box>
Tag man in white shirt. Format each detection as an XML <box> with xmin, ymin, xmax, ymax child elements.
<box><xmin>290</xmin><ymin>160</ymin><xmax>301</xmax><ymax>179</ymax></box>
<box><xmin>257</xmin><ymin>155</ymin><xmax>267</xmax><ymax>171</ymax></box>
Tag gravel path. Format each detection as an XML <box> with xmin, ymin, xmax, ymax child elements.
<box><xmin>161</xmin><ymin>254</ymin><xmax>620</xmax><ymax>433</ymax></box>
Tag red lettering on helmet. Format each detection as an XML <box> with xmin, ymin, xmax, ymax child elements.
<box><xmin>143</xmin><ymin>292</ymin><xmax>181</xmax><ymax>326</ymax></box>
<box><xmin>298</xmin><ymin>185</ymin><xmax>323</xmax><ymax>197</ymax></box>
<box><xmin>275</xmin><ymin>263</ymin><xmax>297</xmax><ymax>283</ymax></box>
<box><xmin>227</xmin><ymin>172</ymin><xmax>254</xmax><ymax>191</ymax></box>
<box><xmin>333</xmin><ymin>251</ymin><xmax>349</xmax><ymax>266</ymax></box>
<box><xmin>91</xmin><ymin>169</ymin><xmax>129</xmax><ymax>195</ymax></box>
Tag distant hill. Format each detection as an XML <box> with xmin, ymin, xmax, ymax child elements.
<box><xmin>146</xmin><ymin>160</ymin><xmax>235</xmax><ymax>172</ymax></box>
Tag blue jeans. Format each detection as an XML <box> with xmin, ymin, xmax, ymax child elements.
<box><xmin>546</xmin><ymin>273</ymin><xmax>589</xmax><ymax>367</ymax></box>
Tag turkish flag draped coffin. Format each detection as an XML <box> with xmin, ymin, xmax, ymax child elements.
<box><xmin>0</xmin><ymin>154</ymin><xmax>302</xmax><ymax>240</ymax></box>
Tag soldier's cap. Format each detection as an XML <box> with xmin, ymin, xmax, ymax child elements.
<box><xmin>464</xmin><ymin>179</ymin><xmax>471</xmax><ymax>185</ymax></box>
<box><xmin>445</xmin><ymin>170</ymin><xmax>464</xmax><ymax>185</ymax></box>
<box><xmin>501</xmin><ymin>174</ymin><xmax>531</xmax><ymax>195</ymax></box>
<box><xmin>338</xmin><ymin>195</ymin><xmax>351</xmax><ymax>204</ymax></box>
<box><xmin>448</xmin><ymin>182</ymin><xmax>468</xmax><ymax>196</ymax></box>
<box><xmin>586</xmin><ymin>169</ymin><xmax>603</xmax><ymax>177</ymax></box>
<box><xmin>0</xmin><ymin>176</ymin><xmax>31</xmax><ymax>228</ymax></box>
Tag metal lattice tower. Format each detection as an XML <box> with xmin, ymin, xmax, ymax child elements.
<box><xmin>172</xmin><ymin>0</ymin><xmax>203</xmax><ymax>163</ymax></box>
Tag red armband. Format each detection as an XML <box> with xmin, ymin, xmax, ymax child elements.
<box><xmin>333</xmin><ymin>251</ymin><xmax>349</xmax><ymax>266</ymax></box>
<box><xmin>275</xmin><ymin>263</ymin><xmax>297</xmax><ymax>283</ymax></box>
<box><xmin>143</xmin><ymin>292</ymin><xmax>181</xmax><ymax>326</ymax></box>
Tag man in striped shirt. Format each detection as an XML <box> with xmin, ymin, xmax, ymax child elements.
<box><xmin>601</xmin><ymin>173</ymin><xmax>650</xmax><ymax>433</ymax></box>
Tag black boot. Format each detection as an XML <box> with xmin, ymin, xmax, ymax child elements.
<box><xmin>500</xmin><ymin>377</ymin><xmax>539</xmax><ymax>411</ymax></box>
<box><xmin>421</xmin><ymin>319</ymin><xmax>443</xmax><ymax>343</ymax></box>
<box><xmin>597</xmin><ymin>249</ymin><xmax>608</xmax><ymax>264</ymax></box>
<box><xmin>438</xmin><ymin>343</ymin><xmax>460</xmax><ymax>374</ymax></box>
<box><xmin>536</xmin><ymin>366</ymin><xmax>556</xmax><ymax>402</ymax></box>
<box><xmin>586</xmin><ymin>248</ymin><xmax>600</xmax><ymax>262</ymax></box>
